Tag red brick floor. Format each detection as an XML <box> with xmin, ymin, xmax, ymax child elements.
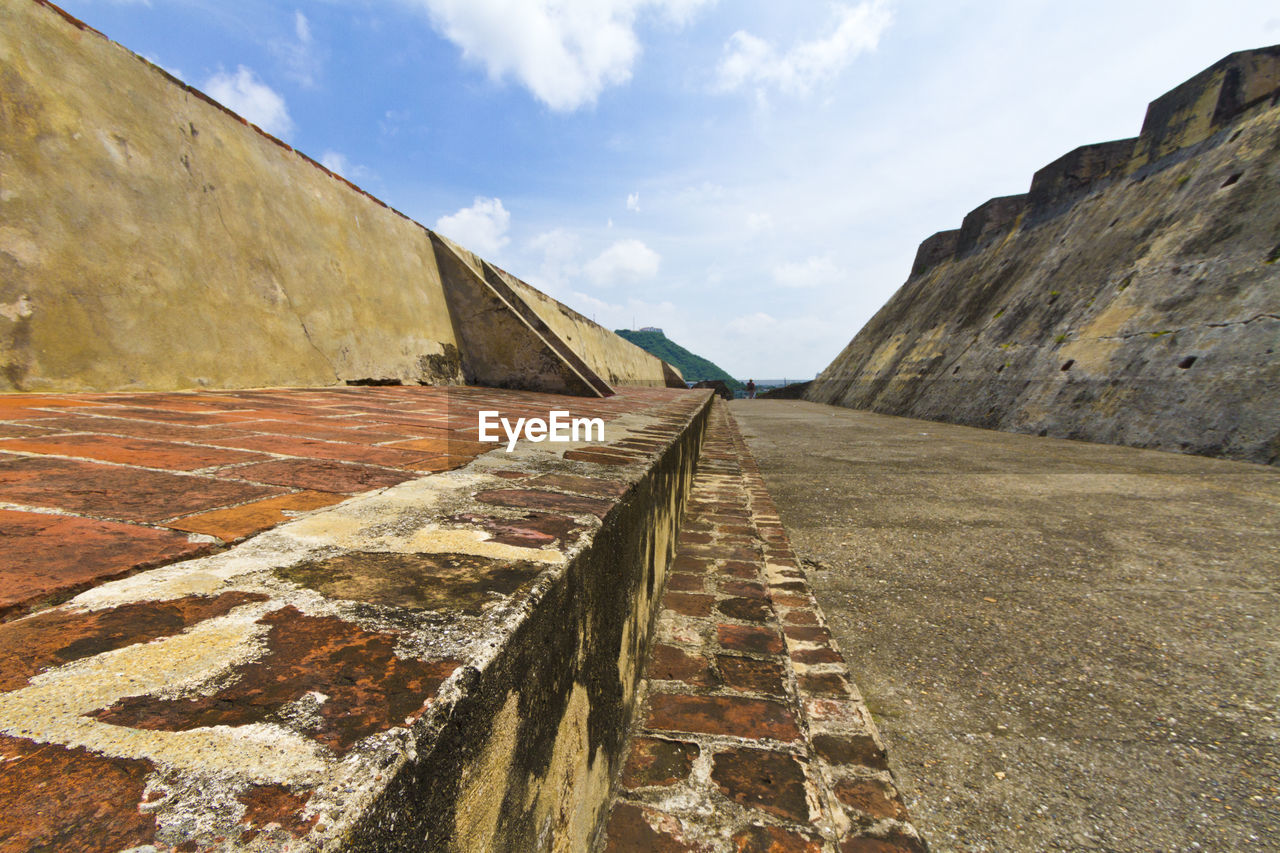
<box><xmin>603</xmin><ymin>401</ymin><xmax>926</xmax><ymax>852</ymax></box>
<box><xmin>0</xmin><ymin>385</ymin><xmax>672</xmax><ymax>621</ymax></box>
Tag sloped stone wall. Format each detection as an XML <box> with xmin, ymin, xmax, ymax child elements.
<box><xmin>810</xmin><ymin>47</ymin><xmax>1280</xmax><ymax>465</ymax></box>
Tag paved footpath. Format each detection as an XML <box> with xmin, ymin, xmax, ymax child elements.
<box><xmin>603</xmin><ymin>400</ymin><xmax>926</xmax><ymax>851</ymax></box>
<box><xmin>730</xmin><ymin>400</ymin><xmax>1280</xmax><ymax>852</ymax></box>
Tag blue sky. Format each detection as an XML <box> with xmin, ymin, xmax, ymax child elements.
<box><xmin>57</xmin><ymin>0</ymin><xmax>1280</xmax><ymax>379</ymax></box>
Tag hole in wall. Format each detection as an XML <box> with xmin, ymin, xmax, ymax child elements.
<box><xmin>1229</xmin><ymin>129</ymin><xmax>1243</xmax><ymax>142</ymax></box>
<box><xmin>1060</xmin><ymin>360</ymin><xmax>1075</xmax><ymax>372</ymax></box>
<box><xmin>1267</xmin><ymin>243</ymin><xmax>1280</xmax><ymax>264</ymax></box>
<box><xmin>952</xmin><ymin>367</ymin><xmax>960</xmax><ymax>375</ymax></box>
<box><xmin>1038</xmin><ymin>429</ymin><xmax>1048</xmax><ymax>436</ymax></box>
<box><xmin>1221</xmin><ymin>172</ymin><xmax>1242</xmax><ymax>187</ymax></box>
<box><xmin>1108</xmin><ymin>218</ymin><xmax>1120</xmax><ymax>228</ymax></box>
<box><xmin>1178</xmin><ymin>356</ymin><xmax>1197</xmax><ymax>369</ymax></box>
<box><xmin>995</xmin><ymin>365</ymin><xmax>1005</xmax><ymax>374</ymax></box>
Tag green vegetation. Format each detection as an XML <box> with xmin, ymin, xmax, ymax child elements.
<box><xmin>615</xmin><ymin>329</ymin><xmax>743</xmax><ymax>395</ymax></box>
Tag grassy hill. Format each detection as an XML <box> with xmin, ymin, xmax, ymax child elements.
<box><xmin>615</xmin><ymin>329</ymin><xmax>742</xmax><ymax>396</ymax></box>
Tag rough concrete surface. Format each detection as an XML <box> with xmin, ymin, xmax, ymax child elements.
<box><xmin>732</xmin><ymin>399</ymin><xmax>1280</xmax><ymax>852</ymax></box>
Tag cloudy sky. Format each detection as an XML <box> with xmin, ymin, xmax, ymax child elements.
<box><xmin>59</xmin><ymin>0</ymin><xmax>1280</xmax><ymax>379</ymax></box>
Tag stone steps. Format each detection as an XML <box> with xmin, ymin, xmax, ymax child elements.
<box><xmin>601</xmin><ymin>401</ymin><xmax>926</xmax><ymax>852</ymax></box>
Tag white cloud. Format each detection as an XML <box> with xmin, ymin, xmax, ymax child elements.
<box><xmin>203</xmin><ymin>66</ymin><xmax>295</xmax><ymax>139</ymax></box>
<box><xmin>271</xmin><ymin>10</ymin><xmax>322</xmax><ymax>87</ymax></box>
<box><xmin>773</xmin><ymin>255</ymin><xmax>842</xmax><ymax>288</ymax></box>
<box><xmin>716</xmin><ymin>1</ymin><xmax>892</xmax><ymax>97</ymax></box>
<box><xmin>626</xmin><ymin>191</ymin><xmax>641</xmax><ymax>212</ymax></box>
<box><xmin>414</xmin><ymin>0</ymin><xmax>714</xmax><ymax>111</ymax></box>
<box><xmin>746</xmin><ymin>211</ymin><xmax>773</xmax><ymax>232</ymax></box>
<box><xmin>584</xmin><ymin>238</ymin><xmax>661</xmax><ymax>284</ymax></box>
<box><xmin>319</xmin><ymin>150</ymin><xmax>373</xmax><ymax>182</ymax></box>
<box><xmin>435</xmin><ymin>197</ymin><xmax>511</xmax><ymax>255</ymax></box>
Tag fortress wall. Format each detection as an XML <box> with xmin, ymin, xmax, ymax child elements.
<box><xmin>489</xmin><ymin>267</ymin><xmax>684</xmax><ymax>388</ymax></box>
<box><xmin>0</xmin><ymin>0</ymin><xmax>670</xmax><ymax>395</ymax></box>
<box><xmin>809</xmin><ymin>47</ymin><xmax>1280</xmax><ymax>465</ymax></box>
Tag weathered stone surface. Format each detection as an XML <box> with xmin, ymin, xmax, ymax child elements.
<box><xmin>91</xmin><ymin>606</ymin><xmax>460</xmax><ymax>754</ymax></box>
<box><xmin>0</xmin><ymin>0</ymin><xmax>678</xmax><ymax>394</ymax></box>
<box><xmin>710</xmin><ymin>747</ymin><xmax>810</xmax><ymax>822</ymax></box>
<box><xmin>809</xmin><ymin>47</ymin><xmax>1280</xmax><ymax>465</ymax></box>
<box><xmin>0</xmin><ymin>510</ymin><xmax>216</xmax><ymax>618</ymax></box>
<box><xmin>620</xmin><ymin>737</ymin><xmax>699</xmax><ymax>788</ymax></box>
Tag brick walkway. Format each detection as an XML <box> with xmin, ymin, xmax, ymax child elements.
<box><xmin>603</xmin><ymin>401</ymin><xmax>926</xmax><ymax>852</ymax></box>
<box><xmin>0</xmin><ymin>386</ymin><xmax>665</xmax><ymax>621</ymax></box>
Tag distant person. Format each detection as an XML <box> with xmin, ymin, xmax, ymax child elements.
<box><xmin>746</xmin><ymin>379</ymin><xmax>756</xmax><ymax>399</ymax></box>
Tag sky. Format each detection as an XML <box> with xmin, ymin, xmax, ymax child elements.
<box><xmin>56</xmin><ymin>0</ymin><xmax>1280</xmax><ymax>380</ymax></box>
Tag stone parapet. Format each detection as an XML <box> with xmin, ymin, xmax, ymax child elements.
<box><xmin>0</xmin><ymin>384</ymin><xmax>714</xmax><ymax>850</ymax></box>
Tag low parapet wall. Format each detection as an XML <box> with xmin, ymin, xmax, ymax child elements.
<box><xmin>810</xmin><ymin>46</ymin><xmax>1280</xmax><ymax>465</ymax></box>
<box><xmin>0</xmin><ymin>385</ymin><xmax>713</xmax><ymax>850</ymax></box>
<box><xmin>0</xmin><ymin>0</ymin><xmax>676</xmax><ymax>395</ymax></box>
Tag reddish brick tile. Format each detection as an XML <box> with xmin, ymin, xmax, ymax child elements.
<box><xmin>238</xmin><ymin>784</ymin><xmax>317</xmax><ymax>841</ymax></box>
<box><xmin>710</xmin><ymin>748</ymin><xmax>809</xmax><ymax>822</ymax></box>
<box><xmin>717</xmin><ymin>655</ymin><xmax>786</xmax><ymax>695</ymax></box>
<box><xmin>791</xmin><ymin>647</ymin><xmax>843</xmax><ymax>665</ymax></box>
<box><xmin>671</xmin><ymin>555</ymin><xmax>712</xmax><ymax>573</ymax></box>
<box><xmin>663</xmin><ymin>592</ymin><xmax>715</xmax><ymax>617</ymax></box>
<box><xmin>17</xmin><ymin>415</ymin><xmax>244</xmax><ymax>443</ymax></box>
<box><xmin>0</xmin><ymin>510</ymin><xmax>218</xmax><ymax>619</ymax></box>
<box><xmin>833</xmin><ymin>777</ymin><xmax>909</xmax><ymax>821</ymax></box>
<box><xmin>603</xmin><ymin>803</ymin><xmax>694</xmax><ymax>853</ymax></box>
<box><xmin>838</xmin><ymin>833</ymin><xmax>926</xmax><ymax>853</ymax></box>
<box><xmin>219</xmin><ymin>458</ymin><xmax>414</xmax><ymax>494</ymax></box>
<box><xmin>93</xmin><ymin>607</ymin><xmax>460</xmax><ymax>754</ymax></box>
<box><xmin>719</xmin><ymin>560</ymin><xmax>759</xmax><ymax>578</ymax></box>
<box><xmin>667</xmin><ymin>574</ymin><xmax>706</xmax><ymax>591</ymax></box>
<box><xmin>679</xmin><ymin>531</ymin><xmax>713</xmax><ymax>545</ymax></box>
<box><xmin>812</xmin><ymin>734</ymin><xmax>888</xmax><ymax>770</ymax></box>
<box><xmin>445</xmin><ymin>511</ymin><xmax>581</xmax><ymax>549</ymax></box>
<box><xmin>621</xmin><ymin>737</ymin><xmax>699</xmax><ymax>788</ymax></box>
<box><xmin>0</xmin><ymin>433</ymin><xmax>266</xmax><ymax>471</ymax></box>
<box><xmin>771</xmin><ymin>593</ymin><xmax>813</xmax><ymax>608</ymax></box>
<box><xmin>0</xmin><ymin>592</ymin><xmax>268</xmax><ymax>691</ymax></box>
<box><xmin>718</xmin><ymin>624</ymin><xmax>784</xmax><ymax>656</ymax></box>
<box><xmin>721</xmin><ymin>579</ymin><xmax>768</xmax><ymax>599</ymax></box>
<box><xmin>784</xmin><ymin>626</ymin><xmax>833</xmax><ymax>644</ymax></box>
<box><xmin>647</xmin><ymin>645</ymin><xmax>715</xmax><ymax>686</ymax></box>
<box><xmin>645</xmin><ymin>694</ymin><xmax>798</xmax><ymax>741</ymax></box>
<box><xmin>563</xmin><ymin>448</ymin><xmax>635</xmax><ymax>466</ymax></box>
<box><xmin>66</xmin><ymin>406</ymin><xmax>260</xmax><ymax>425</ymax></box>
<box><xmin>716</xmin><ymin>597</ymin><xmax>771</xmax><ymax>622</ymax></box>
<box><xmin>0</xmin><ymin>423</ymin><xmax>53</xmax><ymax>438</ymax></box>
<box><xmin>168</xmin><ymin>491</ymin><xmax>345</xmax><ymax>541</ymax></box>
<box><xmin>782</xmin><ymin>610</ymin><xmax>820</xmax><ymax>626</ymax></box>
<box><xmin>385</xmin><ymin>437</ymin><xmax>493</xmax><ymax>456</ymax></box>
<box><xmin>474</xmin><ymin>488</ymin><xmax>612</xmax><ymax>518</ymax></box>
<box><xmin>0</xmin><ymin>735</ymin><xmax>157</xmax><ymax>851</ymax></box>
<box><xmin>0</xmin><ymin>456</ymin><xmax>282</xmax><ymax>522</ymax></box>
<box><xmin>798</xmin><ymin>672</ymin><xmax>853</xmax><ymax>700</ymax></box>
<box><xmin>730</xmin><ymin>824</ymin><xmax>824</xmax><ymax>853</ymax></box>
<box><xmin>206</xmin><ymin>434</ymin><xmax>430</xmax><ymax>468</ymax></box>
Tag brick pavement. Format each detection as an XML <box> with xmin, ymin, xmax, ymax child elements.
<box><xmin>603</xmin><ymin>401</ymin><xmax>926</xmax><ymax>852</ymax></box>
<box><xmin>0</xmin><ymin>385</ymin><xmax>666</xmax><ymax>621</ymax></box>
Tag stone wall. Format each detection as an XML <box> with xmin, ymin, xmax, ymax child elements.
<box><xmin>0</xmin><ymin>0</ymin><xmax>675</xmax><ymax>395</ymax></box>
<box><xmin>809</xmin><ymin>47</ymin><xmax>1280</xmax><ymax>465</ymax></box>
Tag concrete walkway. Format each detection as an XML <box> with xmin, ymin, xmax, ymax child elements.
<box><xmin>731</xmin><ymin>400</ymin><xmax>1279</xmax><ymax>852</ymax></box>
